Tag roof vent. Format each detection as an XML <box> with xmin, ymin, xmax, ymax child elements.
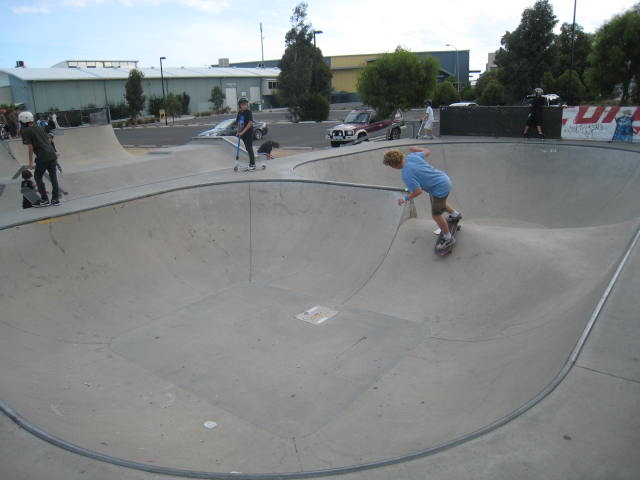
<box><xmin>218</xmin><ymin>58</ymin><xmax>229</xmax><ymax>67</ymax></box>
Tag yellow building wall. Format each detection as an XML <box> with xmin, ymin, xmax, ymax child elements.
<box><xmin>330</xmin><ymin>54</ymin><xmax>381</xmax><ymax>93</ymax></box>
<box><xmin>331</xmin><ymin>69</ymin><xmax>360</xmax><ymax>92</ymax></box>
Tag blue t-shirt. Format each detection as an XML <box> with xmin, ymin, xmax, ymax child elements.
<box><xmin>401</xmin><ymin>151</ymin><xmax>451</xmax><ymax>198</ymax></box>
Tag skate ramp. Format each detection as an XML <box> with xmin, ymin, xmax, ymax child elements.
<box><xmin>1</xmin><ymin>142</ymin><xmax>640</xmax><ymax>475</ymax></box>
<box><xmin>6</xmin><ymin>124</ymin><xmax>133</xmax><ymax>169</ymax></box>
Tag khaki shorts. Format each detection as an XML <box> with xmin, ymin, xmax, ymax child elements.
<box><xmin>430</xmin><ymin>194</ymin><xmax>448</xmax><ymax>216</ymax></box>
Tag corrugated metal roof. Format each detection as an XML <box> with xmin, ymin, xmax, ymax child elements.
<box><xmin>0</xmin><ymin>67</ymin><xmax>280</xmax><ymax>81</ymax></box>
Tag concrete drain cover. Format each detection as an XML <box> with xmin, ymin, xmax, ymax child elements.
<box><xmin>296</xmin><ymin>305</ymin><xmax>338</xmax><ymax>325</ymax></box>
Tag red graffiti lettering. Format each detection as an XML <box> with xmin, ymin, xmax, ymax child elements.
<box><xmin>602</xmin><ymin>107</ymin><xmax>621</xmax><ymax>123</ymax></box>
<box><xmin>574</xmin><ymin>106</ymin><xmax>606</xmax><ymax>124</ymax></box>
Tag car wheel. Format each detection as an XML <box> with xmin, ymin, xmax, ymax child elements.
<box><xmin>254</xmin><ymin>129</ymin><xmax>263</xmax><ymax>140</ymax></box>
<box><xmin>357</xmin><ymin>133</ymin><xmax>368</xmax><ymax>142</ymax></box>
<box><xmin>390</xmin><ymin>127</ymin><xmax>401</xmax><ymax>140</ymax></box>
<box><xmin>330</xmin><ymin>141</ymin><xmax>341</xmax><ymax>147</ymax></box>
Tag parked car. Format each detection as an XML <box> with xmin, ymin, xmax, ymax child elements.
<box><xmin>449</xmin><ymin>101</ymin><xmax>478</xmax><ymax>107</ymax></box>
<box><xmin>197</xmin><ymin>118</ymin><xmax>269</xmax><ymax>140</ymax></box>
<box><xmin>326</xmin><ymin>109</ymin><xmax>403</xmax><ymax>147</ymax></box>
<box><xmin>521</xmin><ymin>93</ymin><xmax>564</xmax><ymax>107</ymax></box>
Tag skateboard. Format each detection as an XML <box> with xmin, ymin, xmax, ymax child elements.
<box><xmin>435</xmin><ymin>216</ymin><xmax>461</xmax><ymax>256</ymax></box>
<box><xmin>21</xmin><ymin>187</ymin><xmax>41</xmax><ymax>206</ymax></box>
<box><xmin>239</xmin><ymin>164</ymin><xmax>266</xmax><ymax>172</ymax></box>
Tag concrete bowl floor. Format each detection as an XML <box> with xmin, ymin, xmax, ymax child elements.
<box><xmin>1</xmin><ymin>141</ymin><xmax>639</xmax><ymax>475</ymax></box>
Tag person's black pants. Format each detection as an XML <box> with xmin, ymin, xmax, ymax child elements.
<box><xmin>241</xmin><ymin>132</ymin><xmax>255</xmax><ymax>166</ymax></box>
<box><xmin>34</xmin><ymin>159</ymin><xmax>59</xmax><ymax>201</ymax></box>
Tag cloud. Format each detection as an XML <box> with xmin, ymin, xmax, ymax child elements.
<box><xmin>11</xmin><ymin>5</ymin><xmax>52</xmax><ymax>14</ymax></box>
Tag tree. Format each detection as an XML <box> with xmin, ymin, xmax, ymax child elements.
<box><xmin>552</xmin><ymin>22</ymin><xmax>593</xmax><ymax>79</ymax></box>
<box><xmin>180</xmin><ymin>92</ymin><xmax>190</xmax><ymax>115</ymax></box>
<box><xmin>125</xmin><ymin>69</ymin><xmax>145</xmax><ymax>120</ymax></box>
<box><xmin>165</xmin><ymin>92</ymin><xmax>182</xmax><ymax>123</ymax></box>
<box><xmin>460</xmin><ymin>85</ymin><xmax>476</xmax><ymax>101</ymax></box>
<box><xmin>478</xmin><ymin>80</ymin><xmax>506</xmax><ymax>105</ymax></box>
<box><xmin>494</xmin><ymin>0</ymin><xmax>557</xmax><ymax>103</ymax></box>
<box><xmin>541</xmin><ymin>71</ymin><xmax>556</xmax><ymax>94</ymax></box>
<box><xmin>556</xmin><ymin>69</ymin><xmax>587</xmax><ymax>104</ymax></box>
<box><xmin>585</xmin><ymin>4</ymin><xmax>640</xmax><ymax>104</ymax></box>
<box><xmin>434</xmin><ymin>80</ymin><xmax>461</xmax><ymax>107</ymax></box>
<box><xmin>357</xmin><ymin>47</ymin><xmax>439</xmax><ymax>118</ymax></box>
<box><xmin>474</xmin><ymin>69</ymin><xmax>500</xmax><ymax>99</ymax></box>
<box><xmin>277</xmin><ymin>2</ymin><xmax>332</xmax><ymax>122</ymax></box>
<box><xmin>209</xmin><ymin>85</ymin><xmax>226</xmax><ymax>113</ymax></box>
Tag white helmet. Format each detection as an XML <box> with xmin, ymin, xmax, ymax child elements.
<box><xmin>18</xmin><ymin>111</ymin><xmax>34</xmax><ymax>123</ymax></box>
<box><xmin>534</xmin><ymin>87</ymin><xmax>543</xmax><ymax>95</ymax></box>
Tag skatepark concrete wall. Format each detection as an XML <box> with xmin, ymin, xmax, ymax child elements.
<box><xmin>293</xmin><ymin>142</ymin><xmax>640</xmax><ymax>227</ymax></box>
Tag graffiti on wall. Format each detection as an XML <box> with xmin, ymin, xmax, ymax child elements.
<box><xmin>562</xmin><ymin>106</ymin><xmax>639</xmax><ymax>143</ymax></box>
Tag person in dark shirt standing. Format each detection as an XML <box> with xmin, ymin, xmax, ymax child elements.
<box><xmin>236</xmin><ymin>97</ymin><xmax>256</xmax><ymax>170</ymax></box>
<box><xmin>523</xmin><ymin>88</ymin><xmax>545</xmax><ymax>138</ymax></box>
<box><xmin>20</xmin><ymin>111</ymin><xmax>60</xmax><ymax>207</ymax></box>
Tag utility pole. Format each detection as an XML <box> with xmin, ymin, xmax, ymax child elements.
<box><xmin>260</xmin><ymin>22</ymin><xmax>265</xmax><ymax>67</ymax></box>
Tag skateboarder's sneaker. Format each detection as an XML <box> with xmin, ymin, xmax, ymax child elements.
<box><xmin>447</xmin><ymin>212</ymin><xmax>463</xmax><ymax>222</ymax></box>
<box><xmin>50</xmin><ymin>199</ymin><xmax>61</xmax><ymax>206</ymax></box>
<box><xmin>437</xmin><ymin>236</ymin><xmax>456</xmax><ymax>252</ymax></box>
<box><xmin>248</xmin><ymin>165</ymin><xmax>256</xmax><ymax>171</ymax></box>
<box><xmin>537</xmin><ymin>132</ymin><xmax>545</xmax><ymax>139</ymax></box>
<box><xmin>33</xmin><ymin>199</ymin><xmax>50</xmax><ymax>208</ymax></box>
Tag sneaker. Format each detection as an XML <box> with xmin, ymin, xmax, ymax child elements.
<box><xmin>50</xmin><ymin>199</ymin><xmax>61</xmax><ymax>206</ymax></box>
<box><xmin>437</xmin><ymin>236</ymin><xmax>456</xmax><ymax>251</ymax></box>
<box><xmin>537</xmin><ymin>132</ymin><xmax>545</xmax><ymax>139</ymax></box>
<box><xmin>33</xmin><ymin>199</ymin><xmax>50</xmax><ymax>208</ymax></box>
<box><xmin>248</xmin><ymin>165</ymin><xmax>256</xmax><ymax>171</ymax></box>
<box><xmin>447</xmin><ymin>212</ymin><xmax>463</xmax><ymax>222</ymax></box>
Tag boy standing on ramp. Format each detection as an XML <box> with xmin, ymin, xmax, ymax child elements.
<box><xmin>235</xmin><ymin>97</ymin><xmax>256</xmax><ymax>171</ymax></box>
<box><xmin>20</xmin><ymin>110</ymin><xmax>60</xmax><ymax>207</ymax></box>
<box><xmin>383</xmin><ymin>146</ymin><xmax>461</xmax><ymax>252</ymax></box>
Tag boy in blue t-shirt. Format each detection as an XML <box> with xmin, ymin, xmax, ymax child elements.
<box><xmin>235</xmin><ymin>97</ymin><xmax>256</xmax><ymax>170</ymax></box>
<box><xmin>383</xmin><ymin>146</ymin><xmax>462</xmax><ymax>251</ymax></box>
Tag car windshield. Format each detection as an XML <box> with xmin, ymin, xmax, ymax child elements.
<box><xmin>344</xmin><ymin>112</ymin><xmax>370</xmax><ymax>123</ymax></box>
<box><xmin>214</xmin><ymin>118</ymin><xmax>236</xmax><ymax>130</ymax></box>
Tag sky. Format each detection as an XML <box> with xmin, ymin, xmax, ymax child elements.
<box><xmin>2</xmin><ymin>0</ymin><xmax>637</xmax><ymax>79</ymax></box>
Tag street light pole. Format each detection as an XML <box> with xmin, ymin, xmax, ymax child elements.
<box><xmin>313</xmin><ymin>30</ymin><xmax>323</xmax><ymax>48</ymax></box>
<box><xmin>568</xmin><ymin>0</ymin><xmax>577</xmax><ymax>105</ymax></box>
<box><xmin>160</xmin><ymin>56</ymin><xmax>167</xmax><ymax>126</ymax></box>
<box><xmin>445</xmin><ymin>43</ymin><xmax>459</xmax><ymax>92</ymax></box>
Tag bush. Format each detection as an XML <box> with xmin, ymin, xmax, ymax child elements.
<box><xmin>108</xmin><ymin>102</ymin><xmax>129</xmax><ymax>120</ymax></box>
<box><xmin>147</xmin><ymin>96</ymin><xmax>164</xmax><ymax>118</ymax></box>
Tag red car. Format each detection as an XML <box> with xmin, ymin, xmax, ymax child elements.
<box><xmin>326</xmin><ymin>109</ymin><xmax>403</xmax><ymax>147</ymax></box>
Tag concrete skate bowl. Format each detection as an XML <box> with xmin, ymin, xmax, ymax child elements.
<box><xmin>1</xmin><ymin>139</ymin><xmax>639</xmax><ymax>478</ymax></box>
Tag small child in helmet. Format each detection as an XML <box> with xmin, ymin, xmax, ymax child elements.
<box><xmin>523</xmin><ymin>87</ymin><xmax>545</xmax><ymax>138</ymax></box>
<box><xmin>20</xmin><ymin>110</ymin><xmax>60</xmax><ymax>207</ymax></box>
<box><xmin>235</xmin><ymin>97</ymin><xmax>256</xmax><ymax>171</ymax></box>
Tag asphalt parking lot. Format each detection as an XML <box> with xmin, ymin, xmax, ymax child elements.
<box><xmin>113</xmin><ymin>106</ymin><xmax>428</xmax><ymax>149</ymax></box>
